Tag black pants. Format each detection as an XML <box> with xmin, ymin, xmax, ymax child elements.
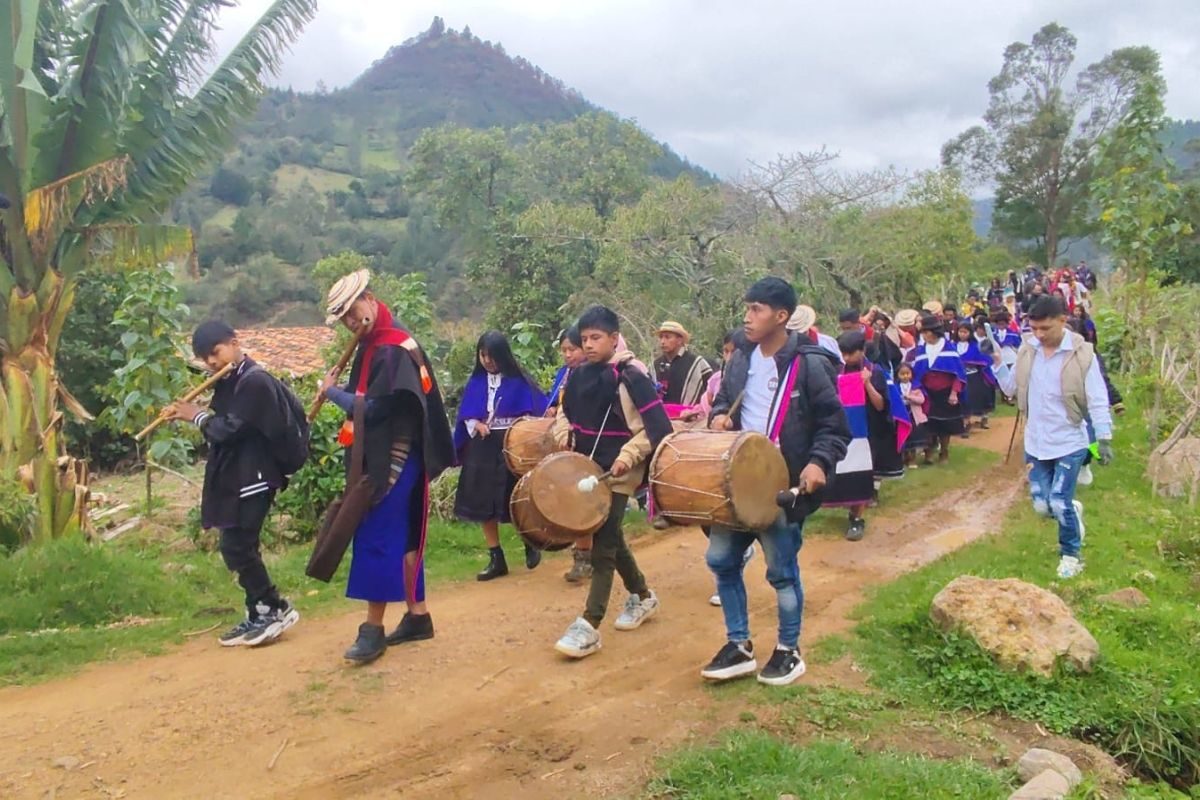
<box><xmin>584</xmin><ymin>494</ymin><xmax>647</xmax><ymax>626</ymax></box>
<box><xmin>219</xmin><ymin>491</ymin><xmax>282</xmax><ymax>615</ymax></box>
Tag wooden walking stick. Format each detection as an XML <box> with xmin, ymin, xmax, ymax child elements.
<box><xmin>1004</xmin><ymin>408</ymin><xmax>1023</xmax><ymax>465</ymax></box>
<box><xmin>307</xmin><ymin>327</ymin><xmax>365</xmax><ymax>423</ymax></box>
<box><xmin>134</xmin><ymin>362</ymin><xmax>235</xmax><ymax>441</ymax></box>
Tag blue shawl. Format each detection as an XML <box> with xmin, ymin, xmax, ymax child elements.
<box><xmin>910</xmin><ymin>341</ymin><xmax>967</xmax><ymax>387</ymax></box>
<box><xmin>453</xmin><ymin>373</ymin><xmax>548</xmax><ymax>456</ymax></box>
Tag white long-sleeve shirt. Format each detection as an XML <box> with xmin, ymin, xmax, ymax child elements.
<box><xmin>995</xmin><ymin>335</ymin><xmax>1113</xmax><ymax>461</ymax></box>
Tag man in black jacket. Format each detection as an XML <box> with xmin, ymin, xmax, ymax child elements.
<box><xmin>703</xmin><ymin>277</ymin><xmax>850</xmax><ymax>687</ymax></box>
<box><xmin>167</xmin><ymin>321</ymin><xmax>299</xmax><ymax>647</ymax></box>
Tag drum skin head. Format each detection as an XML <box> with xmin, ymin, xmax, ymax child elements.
<box><xmin>727</xmin><ymin>433</ymin><xmax>790</xmax><ymax>529</ymax></box>
<box><xmin>529</xmin><ymin>452</ymin><xmax>609</xmax><ymax>534</ymax></box>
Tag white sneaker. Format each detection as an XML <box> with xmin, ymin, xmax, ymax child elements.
<box><xmin>554</xmin><ymin>617</ymin><xmax>601</xmax><ymax>658</ymax></box>
<box><xmin>1077</xmin><ymin>464</ymin><xmax>1093</xmax><ymax>486</ymax></box>
<box><xmin>614</xmin><ymin>591</ymin><xmax>659</xmax><ymax>631</ymax></box>
<box><xmin>1073</xmin><ymin>500</ymin><xmax>1085</xmax><ymax>542</ymax></box>
<box><xmin>709</xmin><ymin>593</ymin><xmax>722</xmax><ymax>607</ymax></box>
<box><xmin>1056</xmin><ymin>555</ymin><xmax>1084</xmax><ymax>579</ymax></box>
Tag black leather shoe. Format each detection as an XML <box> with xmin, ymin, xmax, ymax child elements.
<box><xmin>525</xmin><ymin>543</ymin><xmax>542</xmax><ymax>570</ymax></box>
<box><xmin>344</xmin><ymin>622</ymin><xmax>386</xmax><ymax>664</ymax></box>
<box><xmin>477</xmin><ymin>549</ymin><xmax>509</xmax><ymax>581</ymax></box>
<box><xmin>386</xmin><ymin>612</ymin><xmax>434</xmax><ymax>646</ymax></box>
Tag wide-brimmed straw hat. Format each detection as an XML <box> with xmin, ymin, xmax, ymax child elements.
<box><xmin>922</xmin><ymin>300</ymin><xmax>944</xmax><ymax>316</ymax></box>
<box><xmin>787</xmin><ymin>305</ymin><xmax>817</xmax><ymax>332</ymax></box>
<box><xmin>895</xmin><ymin>309</ymin><xmax>920</xmax><ymax>328</ymax></box>
<box><xmin>324</xmin><ymin>269</ymin><xmax>370</xmax><ymax>326</ymax></box>
<box><xmin>657</xmin><ymin>321</ymin><xmax>690</xmax><ymax>341</ymax></box>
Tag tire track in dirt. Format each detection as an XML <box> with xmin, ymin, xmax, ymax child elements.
<box><xmin>0</xmin><ymin>419</ymin><xmax>1023</xmax><ymax>800</ymax></box>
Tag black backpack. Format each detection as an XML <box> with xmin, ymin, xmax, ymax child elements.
<box><xmin>241</xmin><ymin>365</ymin><xmax>311</xmax><ymax>478</ymax></box>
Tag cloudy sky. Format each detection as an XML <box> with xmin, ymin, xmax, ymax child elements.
<box><xmin>215</xmin><ymin>0</ymin><xmax>1200</xmax><ymax>178</ymax></box>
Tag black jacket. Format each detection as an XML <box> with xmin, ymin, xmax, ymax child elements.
<box><xmin>710</xmin><ymin>333</ymin><xmax>851</xmax><ymax>522</ymax></box>
<box><xmin>199</xmin><ymin>358</ymin><xmax>286</xmax><ymax>529</ymax></box>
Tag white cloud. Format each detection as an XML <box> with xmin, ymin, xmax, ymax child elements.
<box><xmin>215</xmin><ymin>0</ymin><xmax>1200</xmax><ymax>177</ymax></box>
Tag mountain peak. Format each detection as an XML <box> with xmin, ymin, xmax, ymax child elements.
<box><xmin>347</xmin><ymin>18</ymin><xmax>591</xmax><ymax>128</ymax></box>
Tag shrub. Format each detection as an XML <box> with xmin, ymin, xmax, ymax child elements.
<box><xmin>0</xmin><ymin>478</ymin><xmax>36</xmax><ymax>553</ymax></box>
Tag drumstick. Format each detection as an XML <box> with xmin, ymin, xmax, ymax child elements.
<box><xmin>577</xmin><ymin>471</ymin><xmax>612</xmax><ymax>493</ymax></box>
<box><xmin>775</xmin><ymin>480</ymin><xmax>810</xmax><ymax>508</ymax></box>
<box><xmin>727</xmin><ymin>390</ymin><xmax>746</xmax><ymax>419</ymax></box>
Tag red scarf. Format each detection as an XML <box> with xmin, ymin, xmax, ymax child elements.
<box><xmin>355</xmin><ymin>301</ymin><xmax>416</xmax><ymax>393</ymax></box>
<box><xmin>338</xmin><ymin>302</ymin><xmax>431</xmax><ymax>447</ymax></box>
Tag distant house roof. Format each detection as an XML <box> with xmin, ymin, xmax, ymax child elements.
<box><xmin>238</xmin><ymin>326</ymin><xmax>335</xmax><ymax>376</ymax></box>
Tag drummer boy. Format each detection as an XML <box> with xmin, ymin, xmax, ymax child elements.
<box><xmin>551</xmin><ymin>305</ymin><xmax>675</xmax><ymax>658</ymax></box>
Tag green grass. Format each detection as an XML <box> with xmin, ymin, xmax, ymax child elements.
<box><xmin>846</xmin><ymin>403</ymin><xmax>1200</xmax><ymax>790</ymax></box>
<box><xmin>803</xmin><ymin>440</ymin><xmax>1000</xmax><ymax>537</ymax></box>
<box><xmin>0</xmin><ymin>517</ymin><xmax>556</xmax><ymax>685</ymax></box>
<box><xmin>272</xmin><ymin>164</ymin><xmax>356</xmax><ymax>194</ymax></box>
<box><xmin>647</xmin><ymin>732</ymin><xmax>1012</xmax><ymax>799</ymax></box>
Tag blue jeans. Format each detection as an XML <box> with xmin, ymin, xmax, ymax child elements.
<box><xmin>706</xmin><ymin>514</ymin><xmax>804</xmax><ymax>649</ymax></box>
<box><xmin>1025</xmin><ymin>448</ymin><xmax>1089</xmax><ymax>557</ymax></box>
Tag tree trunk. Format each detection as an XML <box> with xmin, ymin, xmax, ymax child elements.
<box><xmin>0</xmin><ymin>271</ymin><xmax>91</xmax><ymax>543</ymax></box>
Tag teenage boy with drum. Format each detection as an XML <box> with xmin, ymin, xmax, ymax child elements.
<box><xmin>705</xmin><ymin>277</ymin><xmax>850</xmax><ymax>686</ymax></box>
<box><xmin>550</xmin><ymin>305</ymin><xmax>675</xmax><ymax>659</ymax></box>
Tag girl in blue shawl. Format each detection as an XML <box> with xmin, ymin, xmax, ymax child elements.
<box><xmin>453</xmin><ymin>331</ymin><xmax>549</xmax><ymax>581</ymax></box>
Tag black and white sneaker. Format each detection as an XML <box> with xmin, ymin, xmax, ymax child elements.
<box><xmin>218</xmin><ymin>615</ymin><xmax>277</xmax><ymax>647</ymax></box>
<box><xmin>263</xmin><ymin>600</ymin><xmax>300</xmax><ymax>642</ymax></box>
<box><xmin>757</xmin><ymin>646</ymin><xmax>806</xmax><ymax>686</ymax></box>
<box><xmin>700</xmin><ymin>641</ymin><xmax>757</xmax><ymax>682</ymax></box>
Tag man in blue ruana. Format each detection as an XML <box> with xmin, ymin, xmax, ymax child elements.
<box><xmin>994</xmin><ymin>295</ymin><xmax>1114</xmax><ymax>580</ymax></box>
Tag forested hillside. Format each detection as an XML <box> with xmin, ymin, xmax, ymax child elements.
<box><xmin>170</xmin><ymin>18</ymin><xmax>711</xmax><ymax>325</ymax></box>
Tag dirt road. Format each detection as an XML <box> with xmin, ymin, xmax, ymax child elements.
<box><xmin>0</xmin><ymin>421</ymin><xmax>1023</xmax><ymax>800</ymax></box>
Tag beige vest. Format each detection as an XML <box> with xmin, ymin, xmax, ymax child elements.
<box><xmin>1014</xmin><ymin>332</ymin><xmax>1095</xmax><ymax>426</ymax></box>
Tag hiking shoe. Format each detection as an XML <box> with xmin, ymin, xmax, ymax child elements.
<box><xmin>708</xmin><ymin>593</ymin><xmax>722</xmax><ymax>607</ymax></box>
<box><xmin>980</xmin><ymin>416</ymin><xmax>990</xmax><ymax>430</ymax></box>
<box><xmin>1078</xmin><ymin>464</ymin><xmax>1094</xmax><ymax>487</ymax></box>
<box><xmin>1056</xmin><ymin>555</ymin><xmax>1084</xmax><ymax>580</ymax></box>
<box><xmin>344</xmin><ymin>622</ymin><xmax>387</xmax><ymax>664</ymax></box>
<box><xmin>564</xmin><ymin>549</ymin><xmax>593</xmax><ymax>583</ymax></box>
<box><xmin>614</xmin><ymin>591</ymin><xmax>659</xmax><ymax>631</ymax></box>
<box><xmin>219</xmin><ymin>616</ymin><xmax>273</xmax><ymax>647</ymax></box>
<box><xmin>386</xmin><ymin>612</ymin><xmax>434</xmax><ymax>646</ymax></box>
<box><xmin>477</xmin><ymin>549</ymin><xmax>509</xmax><ymax>581</ymax></box>
<box><xmin>554</xmin><ymin>617</ymin><xmax>601</xmax><ymax>659</ymax></box>
<box><xmin>700</xmin><ymin>641</ymin><xmax>757</xmax><ymax>682</ymax></box>
<box><xmin>845</xmin><ymin>517</ymin><xmax>866</xmax><ymax>542</ymax></box>
<box><xmin>1073</xmin><ymin>500</ymin><xmax>1085</xmax><ymax>542</ymax></box>
<box><xmin>525</xmin><ymin>543</ymin><xmax>542</xmax><ymax>570</ymax></box>
<box><xmin>757</xmin><ymin>646</ymin><xmax>807</xmax><ymax>686</ymax></box>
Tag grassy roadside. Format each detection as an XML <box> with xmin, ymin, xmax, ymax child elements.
<box><xmin>0</xmin><ymin>508</ymin><xmax>557</xmax><ymax>686</ymax></box>
<box><xmin>644</xmin><ymin>404</ymin><xmax>1198</xmax><ymax>798</ymax></box>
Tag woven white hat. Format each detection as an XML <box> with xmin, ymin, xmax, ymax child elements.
<box><xmin>787</xmin><ymin>305</ymin><xmax>817</xmax><ymax>332</ymax></box>
<box><xmin>324</xmin><ymin>269</ymin><xmax>370</xmax><ymax>326</ymax></box>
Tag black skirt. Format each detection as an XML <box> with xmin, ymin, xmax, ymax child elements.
<box><xmin>904</xmin><ymin>422</ymin><xmax>931</xmax><ymax>451</ymax></box>
<box><xmin>454</xmin><ymin>430</ymin><xmax>516</xmax><ymax>523</ymax></box>
<box><xmin>965</xmin><ymin>371</ymin><xmax>996</xmax><ymax>416</ymax></box>
<box><xmin>926</xmin><ymin>386</ymin><xmax>965</xmax><ymax>436</ymax></box>
<box><xmin>871</xmin><ymin>434</ymin><xmax>905</xmax><ymax>479</ymax></box>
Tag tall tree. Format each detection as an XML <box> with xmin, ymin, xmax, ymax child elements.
<box><xmin>943</xmin><ymin>23</ymin><xmax>1161</xmax><ymax>266</ymax></box>
<box><xmin>1091</xmin><ymin>81</ymin><xmax>1194</xmax><ymax>282</ymax></box>
<box><xmin>0</xmin><ymin>0</ymin><xmax>316</xmax><ymax>542</ymax></box>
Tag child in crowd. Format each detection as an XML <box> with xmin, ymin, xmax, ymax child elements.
<box><xmin>896</xmin><ymin>362</ymin><xmax>929</xmax><ymax>467</ymax></box>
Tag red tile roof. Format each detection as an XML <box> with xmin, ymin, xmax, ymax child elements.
<box><xmin>238</xmin><ymin>326</ymin><xmax>335</xmax><ymax>376</ymax></box>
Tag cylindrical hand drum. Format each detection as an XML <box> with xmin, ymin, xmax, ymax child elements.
<box><xmin>650</xmin><ymin>430</ymin><xmax>789</xmax><ymax>531</ymax></box>
<box><xmin>503</xmin><ymin>416</ymin><xmax>560</xmax><ymax>476</ymax></box>
<box><xmin>510</xmin><ymin>451</ymin><xmax>611</xmax><ymax>551</ymax></box>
